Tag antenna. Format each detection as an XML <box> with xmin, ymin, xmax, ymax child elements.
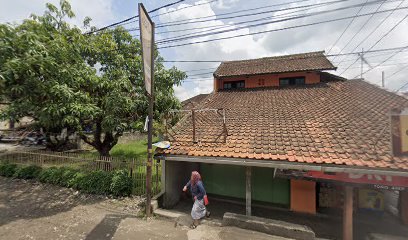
<box><xmin>358</xmin><ymin>48</ymin><xmax>372</xmax><ymax>79</ymax></box>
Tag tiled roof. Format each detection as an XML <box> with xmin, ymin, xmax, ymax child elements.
<box><xmin>214</xmin><ymin>51</ymin><xmax>336</xmax><ymax>78</ymax></box>
<box><xmin>182</xmin><ymin>94</ymin><xmax>210</xmax><ymax>110</ymax></box>
<box><xmin>165</xmin><ymin>79</ymin><xmax>408</xmax><ymax>171</ymax></box>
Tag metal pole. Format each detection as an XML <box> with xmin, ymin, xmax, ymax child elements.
<box><xmin>246</xmin><ymin>166</ymin><xmax>252</xmax><ymax>216</ymax></box>
<box><xmin>145</xmin><ymin>22</ymin><xmax>155</xmax><ymax>218</ymax></box>
<box><xmin>382</xmin><ymin>71</ymin><xmax>385</xmax><ymax>88</ymax></box>
<box><xmin>360</xmin><ymin>48</ymin><xmax>364</xmax><ymax>79</ymax></box>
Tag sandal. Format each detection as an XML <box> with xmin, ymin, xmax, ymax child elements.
<box><xmin>190</xmin><ymin>223</ymin><xmax>197</xmax><ymax>229</ymax></box>
<box><xmin>206</xmin><ymin>211</ymin><xmax>211</xmax><ymax>218</ymax></box>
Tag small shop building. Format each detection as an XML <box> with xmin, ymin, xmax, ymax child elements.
<box><xmin>158</xmin><ymin>51</ymin><xmax>408</xmax><ymax>239</ymax></box>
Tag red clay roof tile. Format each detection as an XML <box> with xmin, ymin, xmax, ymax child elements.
<box><xmin>165</xmin><ymin>78</ymin><xmax>408</xmax><ymax>171</ymax></box>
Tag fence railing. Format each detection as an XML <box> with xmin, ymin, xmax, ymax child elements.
<box><xmin>0</xmin><ymin>150</ymin><xmax>161</xmax><ymax>196</ymax></box>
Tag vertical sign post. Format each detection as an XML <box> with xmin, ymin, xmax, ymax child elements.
<box><xmin>139</xmin><ymin>3</ymin><xmax>154</xmax><ymax>217</ymax></box>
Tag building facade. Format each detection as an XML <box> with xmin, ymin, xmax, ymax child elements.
<box><xmin>159</xmin><ymin>51</ymin><xmax>408</xmax><ymax>239</ymax></box>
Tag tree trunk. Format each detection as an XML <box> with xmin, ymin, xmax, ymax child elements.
<box><xmin>98</xmin><ymin>144</ymin><xmax>112</xmax><ymax>157</ymax></box>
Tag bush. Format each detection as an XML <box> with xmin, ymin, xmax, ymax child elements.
<box><xmin>80</xmin><ymin>170</ymin><xmax>113</xmax><ymax>194</ymax></box>
<box><xmin>14</xmin><ymin>165</ymin><xmax>42</xmax><ymax>179</ymax></box>
<box><xmin>60</xmin><ymin>167</ymin><xmax>80</xmax><ymax>187</ymax></box>
<box><xmin>1</xmin><ymin>162</ymin><xmax>135</xmax><ymax>197</ymax></box>
<box><xmin>110</xmin><ymin>169</ymin><xmax>133</xmax><ymax>196</ymax></box>
<box><xmin>67</xmin><ymin>171</ymin><xmax>86</xmax><ymax>189</ymax></box>
<box><xmin>0</xmin><ymin>163</ymin><xmax>18</xmax><ymax>177</ymax></box>
<box><xmin>39</xmin><ymin>167</ymin><xmax>57</xmax><ymax>183</ymax></box>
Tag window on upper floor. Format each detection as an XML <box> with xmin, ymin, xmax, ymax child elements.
<box><xmin>224</xmin><ymin>80</ymin><xmax>245</xmax><ymax>89</ymax></box>
<box><xmin>279</xmin><ymin>76</ymin><xmax>305</xmax><ymax>86</ymax></box>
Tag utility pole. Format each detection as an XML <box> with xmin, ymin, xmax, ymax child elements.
<box><xmin>139</xmin><ymin>3</ymin><xmax>155</xmax><ymax>217</ymax></box>
<box><xmin>382</xmin><ymin>71</ymin><xmax>385</xmax><ymax>88</ymax></box>
<box><xmin>360</xmin><ymin>48</ymin><xmax>364</xmax><ymax>79</ymax></box>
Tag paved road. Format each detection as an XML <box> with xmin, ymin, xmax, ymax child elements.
<box><xmin>0</xmin><ymin>177</ymin><xmax>286</xmax><ymax>240</ymax></box>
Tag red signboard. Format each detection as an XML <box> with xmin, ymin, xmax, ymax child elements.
<box><xmin>306</xmin><ymin>171</ymin><xmax>408</xmax><ymax>190</ymax></box>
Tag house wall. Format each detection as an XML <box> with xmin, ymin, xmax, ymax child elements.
<box><xmin>162</xmin><ymin>160</ymin><xmax>200</xmax><ymax>208</ymax></box>
<box><xmin>200</xmin><ymin>164</ymin><xmax>290</xmax><ymax>206</ymax></box>
<box><xmin>215</xmin><ymin>71</ymin><xmax>321</xmax><ymax>91</ymax></box>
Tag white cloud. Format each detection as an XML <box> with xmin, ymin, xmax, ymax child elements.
<box><xmin>159</xmin><ymin>0</ymin><xmax>272</xmax><ymax>100</ymax></box>
<box><xmin>158</xmin><ymin>0</ymin><xmax>408</xmax><ymax>101</ymax></box>
<box><xmin>0</xmin><ymin>0</ymin><xmax>116</xmax><ymax>29</ymax></box>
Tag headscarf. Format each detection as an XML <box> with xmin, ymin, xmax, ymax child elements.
<box><xmin>191</xmin><ymin>171</ymin><xmax>201</xmax><ymax>186</ymax></box>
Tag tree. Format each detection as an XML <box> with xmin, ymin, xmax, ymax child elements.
<box><xmin>0</xmin><ymin>0</ymin><xmax>186</xmax><ymax>156</ymax></box>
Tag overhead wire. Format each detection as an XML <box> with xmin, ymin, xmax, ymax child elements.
<box><xmin>157</xmin><ymin>5</ymin><xmax>408</xmax><ymax>49</ymax></box>
<box><xmin>119</xmin><ymin>0</ymin><xmax>219</xmax><ymax>28</ymax></box>
<box><xmin>351</xmin><ymin>45</ymin><xmax>408</xmax><ymax>78</ymax></box>
<box><xmin>155</xmin><ymin>0</ymin><xmax>345</xmax><ymax>42</ymax></box>
<box><xmin>157</xmin><ymin>0</ymin><xmax>390</xmax><ymax>45</ymax></box>
<box><xmin>127</xmin><ymin>0</ymin><xmax>351</xmax><ymax>33</ymax></box>
<box><xmin>84</xmin><ymin>0</ymin><xmax>189</xmax><ymax>35</ymax></box>
<box><xmin>161</xmin><ymin>45</ymin><xmax>408</xmax><ymax>62</ymax></box>
<box><xmin>335</xmin><ymin>0</ymin><xmax>406</xmax><ymax>66</ymax></box>
<box><xmin>340</xmin><ymin>9</ymin><xmax>408</xmax><ymax>75</ymax></box>
<box><xmin>330</xmin><ymin>0</ymin><xmax>388</xmax><ymax>61</ymax></box>
<box><xmin>327</xmin><ymin>0</ymin><xmax>370</xmax><ymax>54</ymax></box>
<box><xmin>131</xmin><ymin>3</ymin><xmax>318</xmax><ymax>38</ymax></box>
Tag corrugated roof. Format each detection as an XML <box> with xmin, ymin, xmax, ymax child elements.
<box><xmin>214</xmin><ymin>51</ymin><xmax>336</xmax><ymax>78</ymax></box>
<box><xmin>165</xmin><ymin>78</ymin><xmax>408</xmax><ymax>171</ymax></box>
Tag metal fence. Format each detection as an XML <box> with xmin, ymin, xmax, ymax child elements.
<box><xmin>0</xmin><ymin>150</ymin><xmax>161</xmax><ymax>196</ymax></box>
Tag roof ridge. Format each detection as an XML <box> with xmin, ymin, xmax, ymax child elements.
<box><xmin>221</xmin><ymin>51</ymin><xmax>326</xmax><ymax>64</ymax></box>
<box><xmin>213</xmin><ymin>51</ymin><xmax>335</xmax><ymax>78</ymax></box>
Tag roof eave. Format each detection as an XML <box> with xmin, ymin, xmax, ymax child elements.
<box><xmin>214</xmin><ymin>67</ymin><xmax>337</xmax><ymax>79</ymax></box>
<box><xmin>164</xmin><ymin>155</ymin><xmax>408</xmax><ymax>177</ymax></box>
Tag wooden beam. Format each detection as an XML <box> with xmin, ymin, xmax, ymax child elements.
<box><xmin>343</xmin><ymin>186</ymin><xmax>354</xmax><ymax>240</ymax></box>
<box><xmin>246</xmin><ymin>166</ymin><xmax>252</xmax><ymax>216</ymax></box>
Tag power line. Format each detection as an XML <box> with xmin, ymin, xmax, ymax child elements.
<box><xmin>327</xmin><ymin>0</ymin><xmax>370</xmax><ymax>55</ymax></box>
<box><xmin>386</xmin><ymin>63</ymin><xmax>408</xmax><ymax>79</ymax></box>
<box><xmin>184</xmin><ymin>67</ymin><xmax>217</xmax><ymax>73</ymax></box>
<box><xmin>157</xmin><ymin>5</ymin><xmax>408</xmax><ymax>49</ymax></box>
<box><xmin>156</xmin><ymin>0</ymin><xmax>360</xmax><ymax>30</ymax></box>
<box><xmin>157</xmin><ymin>0</ymin><xmax>314</xmax><ymax>27</ymax></box>
<box><xmin>155</xmin><ymin>0</ymin><xmax>343</xmax><ymax>42</ymax></box>
<box><xmin>84</xmin><ymin>0</ymin><xmax>188</xmax><ymax>35</ymax></box>
<box><xmin>120</xmin><ymin>0</ymin><xmax>219</xmax><ymax>28</ymax></box>
<box><xmin>351</xmin><ymin>45</ymin><xmax>408</xmax><ymax>78</ymax></box>
<box><xmin>162</xmin><ymin>45</ymin><xmax>408</xmax><ymax>62</ymax></box>
<box><xmin>340</xmin><ymin>10</ymin><xmax>408</xmax><ymax>75</ymax></box>
<box><xmin>151</xmin><ymin>0</ymin><xmax>217</xmax><ymax>18</ymax></box>
<box><xmin>336</xmin><ymin>0</ymin><xmax>406</xmax><ymax>66</ymax></box>
<box><xmin>331</xmin><ymin>0</ymin><xmax>388</xmax><ymax>61</ymax></box>
<box><xmin>157</xmin><ymin>0</ymin><xmax>388</xmax><ymax>45</ymax></box>
<box><xmin>187</xmin><ymin>71</ymin><xmax>215</xmax><ymax>77</ymax></box>
<box><xmin>132</xmin><ymin>1</ymin><xmax>321</xmax><ymax>38</ymax></box>
<box><xmin>127</xmin><ymin>0</ymin><xmax>351</xmax><ymax>33</ymax></box>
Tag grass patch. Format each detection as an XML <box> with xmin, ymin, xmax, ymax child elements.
<box><xmin>78</xmin><ymin>138</ymin><xmax>159</xmax><ymax>159</ymax></box>
<box><xmin>110</xmin><ymin>138</ymin><xmax>158</xmax><ymax>158</ymax></box>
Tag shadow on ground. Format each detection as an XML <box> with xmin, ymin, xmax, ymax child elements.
<box><xmin>0</xmin><ymin>176</ymin><xmax>103</xmax><ymax>227</ymax></box>
<box><xmin>173</xmin><ymin>198</ymin><xmax>408</xmax><ymax>240</ymax></box>
<box><xmin>85</xmin><ymin>214</ymin><xmax>137</xmax><ymax>240</ymax></box>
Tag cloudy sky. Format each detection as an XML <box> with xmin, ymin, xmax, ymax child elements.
<box><xmin>1</xmin><ymin>0</ymin><xmax>408</xmax><ymax>100</ymax></box>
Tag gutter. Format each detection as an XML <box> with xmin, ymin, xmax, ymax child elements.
<box><xmin>164</xmin><ymin>155</ymin><xmax>408</xmax><ymax>177</ymax></box>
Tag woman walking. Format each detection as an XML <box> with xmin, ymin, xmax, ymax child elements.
<box><xmin>182</xmin><ymin>171</ymin><xmax>210</xmax><ymax>229</ymax></box>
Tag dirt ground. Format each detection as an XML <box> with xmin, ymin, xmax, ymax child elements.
<box><xmin>0</xmin><ymin>177</ymin><xmax>287</xmax><ymax>240</ymax></box>
<box><xmin>174</xmin><ymin>197</ymin><xmax>408</xmax><ymax>240</ymax></box>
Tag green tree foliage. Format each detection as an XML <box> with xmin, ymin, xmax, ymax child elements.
<box><xmin>0</xmin><ymin>1</ymin><xmax>186</xmax><ymax>156</ymax></box>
